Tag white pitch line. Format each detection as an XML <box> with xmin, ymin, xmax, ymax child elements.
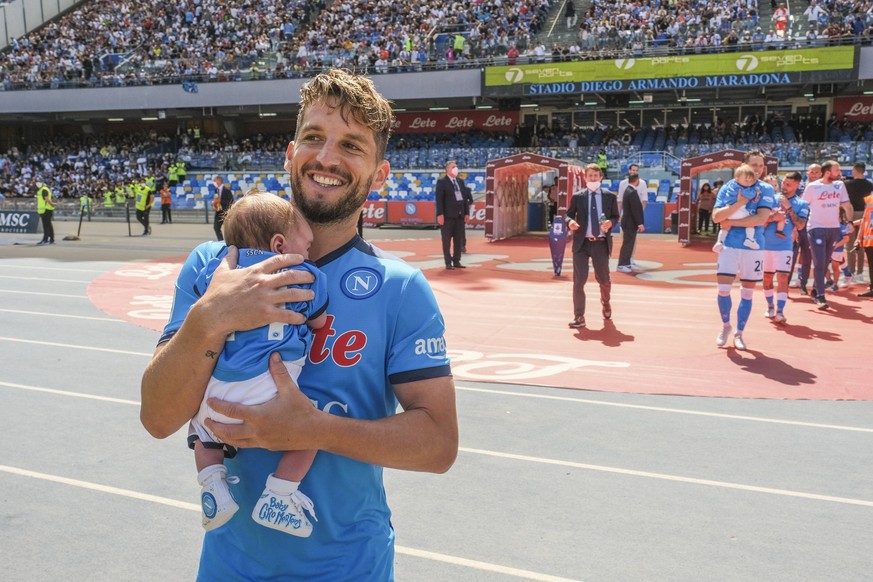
<box><xmin>0</xmin><ymin>275</ymin><xmax>90</xmax><ymax>283</ymax></box>
<box><xmin>394</xmin><ymin>546</ymin><xmax>581</xmax><ymax>582</ymax></box>
<box><xmin>0</xmin><ymin>308</ymin><xmax>122</xmax><ymax>322</ymax></box>
<box><xmin>0</xmin><ymin>288</ymin><xmax>88</xmax><ymax>298</ymax></box>
<box><xmin>0</xmin><ymin>264</ymin><xmax>109</xmax><ymax>273</ymax></box>
<box><xmin>0</xmin><ymin>464</ymin><xmax>579</xmax><ymax>582</ymax></box>
<box><xmin>0</xmin><ymin>381</ymin><xmax>141</xmax><ymax>405</ymax></box>
<box><xmin>0</xmin><ymin>464</ymin><xmax>198</xmax><ymax>511</ymax></box>
<box><xmin>456</xmin><ymin>385</ymin><xmax>873</xmax><ymax>433</ymax></box>
<box><xmin>6</xmin><ymin>382</ymin><xmax>872</xmax><ymax>509</ymax></box>
<box><xmin>460</xmin><ymin>448</ymin><xmax>873</xmax><ymax>508</ymax></box>
<box><xmin>0</xmin><ymin>337</ymin><xmax>152</xmax><ymax>356</ymax></box>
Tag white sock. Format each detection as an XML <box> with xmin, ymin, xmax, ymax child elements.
<box><xmin>265</xmin><ymin>474</ymin><xmax>300</xmax><ymax>495</ymax></box>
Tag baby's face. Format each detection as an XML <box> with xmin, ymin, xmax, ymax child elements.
<box><xmin>736</xmin><ymin>175</ymin><xmax>757</xmax><ymax>188</ymax></box>
<box><xmin>283</xmin><ymin>220</ymin><xmax>314</xmax><ymax>259</ymax></box>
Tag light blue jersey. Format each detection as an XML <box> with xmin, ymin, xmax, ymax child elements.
<box><xmin>763</xmin><ymin>194</ymin><xmax>810</xmax><ymax>252</ymax></box>
<box><xmin>714</xmin><ymin>179</ymin><xmax>776</xmax><ymax>249</ymax></box>
<box><xmin>161</xmin><ymin>237</ymin><xmax>451</xmax><ymax>581</ymax></box>
<box><xmin>195</xmin><ymin>247</ymin><xmax>329</xmax><ymax>383</ymax></box>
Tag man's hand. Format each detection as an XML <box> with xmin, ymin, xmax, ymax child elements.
<box><xmin>437</xmin><ymin>215</ymin><xmax>444</xmax><ymax>226</ymax></box>
<box><xmin>567</xmin><ymin>219</ymin><xmax>580</xmax><ymax>231</ymax></box>
<box><xmin>600</xmin><ymin>219</ymin><xmax>613</xmax><ymax>233</ymax></box>
<box><xmin>637</xmin><ymin>225</ymin><xmax>645</xmax><ymax>232</ymax></box>
<box><xmin>197</xmin><ymin>246</ymin><xmax>315</xmax><ymax>338</ymax></box>
<box><xmin>206</xmin><ymin>353</ymin><xmax>320</xmax><ymax>451</ymax></box>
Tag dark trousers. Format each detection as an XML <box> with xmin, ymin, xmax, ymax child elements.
<box><xmin>808</xmin><ymin>227</ymin><xmax>840</xmax><ymax>296</ymax></box>
<box><xmin>698</xmin><ymin>209</ymin><xmax>712</xmax><ymax>233</ymax></box>
<box><xmin>441</xmin><ymin>214</ymin><xmax>465</xmax><ymax>265</ymax></box>
<box><xmin>40</xmin><ymin>210</ymin><xmax>54</xmax><ymax>242</ymax></box>
<box><xmin>789</xmin><ymin>228</ymin><xmax>811</xmax><ymax>286</ymax></box>
<box><xmin>864</xmin><ymin>247</ymin><xmax>873</xmax><ymax>290</ymax></box>
<box><xmin>136</xmin><ymin>208</ymin><xmax>150</xmax><ymax>234</ymax></box>
<box><xmin>617</xmin><ymin>227</ymin><xmax>637</xmax><ymax>267</ymax></box>
<box><xmin>848</xmin><ymin>210</ymin><xmax>865</xmax><ymax>275</ymax></box>
<box><xmin>572</xmin><ymin>239</ymin><xmax>611</xmax><ymax>317</ymax></box>
<box><xmin>161</xmin><ymin>204</ymin><xmax>172</xmax><ymax>223</ymax></box>
<box><xmin>214</xmin><ymin>211</ymin><xmax>226</xmax><ymax>241</ymax></box>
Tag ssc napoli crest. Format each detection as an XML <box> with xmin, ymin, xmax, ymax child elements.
<box><xmin>404</xmin><ymin>202</ymin><xmax>417</xmax><ymax>215</ymax></box>
<box><xmin>341</xmin><ymin>267</ymin><xmax>382</xmax><ymax>300</ymax></box>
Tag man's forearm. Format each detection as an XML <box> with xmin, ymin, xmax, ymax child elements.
<box><xmin>248</xmin><ymin>375</ymin><xmax>459</xmax><ymax>474</ymax></box>
<box><xmin>315</xmin><ymin>402</ymin><xmax>458</xmax><ymax>473</ymax></box>
<box><xmin>727</xmin><ymin>211</ymin><xmax>770</xmax><ymax>227</ymax></box>
<box><xmin>140</xmin><ymin>305</ymin><xmax>225</xmax><ymax>439</ymax></box>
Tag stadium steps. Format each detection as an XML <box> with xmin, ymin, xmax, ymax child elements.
<box><xmin>536</xmin><ymin>0</ymin><xmax>585</xmax><ymax>47</ymax></box>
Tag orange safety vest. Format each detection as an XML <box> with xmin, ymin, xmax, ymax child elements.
<box><xmin>860</xmin><ymin>194</ymin><xmax>873</xmax><ymax>248</ymax></box>
<box><xmin>160</xmin><ymin>188</ymin><xmax>172</xmax><ymax>206</ymax></box>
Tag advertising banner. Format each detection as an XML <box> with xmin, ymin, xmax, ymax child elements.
<box><xmin>361</xmin><ymin>200</ymin><xmax>486</xmax><ymax>229</ymax></box>
<box><xmin>0</xmin><ymin>210</ymin><xmax>39</xmax><ymax>233</ymax></box>
<box><xmin>485</xmin><ymin>47</ymin><xmax>854</xmax><ymax>87</ymax></box>
<box><xmin>361</xmin><ymin>200</ymin><xmax>388</xmax><ymax>227</ymax></box>
<box><xmin>834</xmin><ymin>95</ymin><xmax>873</xmax><ymax>122</ymax></box>
<box><xmin>386</xmin><ymin>200</ymin><xmax>437</xmax><ymax>225</ymax></box>
<box><xmin>483</xmin><ymin>47</ymin><xmax>855</xmax><ymax>96</ymax></box>
<box><xmin>393</xmin><ymin>110</ymin><xmax>518</xmax><ymax>134</ymax></box>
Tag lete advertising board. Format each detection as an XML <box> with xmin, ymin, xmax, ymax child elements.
<box><xmin>834</xmin><ymin>95</ymin><xmax>873</xmax><ymax>122</ymax></box>
<box><xmin>392</xmin><ymin>110</ymin><xmax>518</xmax><ymax>134</ymax></box>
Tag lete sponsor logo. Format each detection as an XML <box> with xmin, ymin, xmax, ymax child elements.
<box><xmin>835</xmin><ymin>96</ymin><xmax>873</xmax><ymax>121</ymax></box>
<box><xmin>394</xmin><ymin>110</ymin><xmax>518</xmax><ymax>134</ymax></box>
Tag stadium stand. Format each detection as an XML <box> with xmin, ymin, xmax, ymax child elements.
<box><xmin>3</xmin><ymin>0</ymin><xmax>872</xmax><ymax>91</ymax></box>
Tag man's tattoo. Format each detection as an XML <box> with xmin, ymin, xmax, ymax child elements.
<box><xmin>205</xmin><ymin>350</ymin><xmax>218</xmax><ymax>359</ymax></box>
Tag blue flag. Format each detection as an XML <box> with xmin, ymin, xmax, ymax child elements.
<box><xmin>548</xmin><ymin>219</ymin><xmax>567</xmax><ymax>276</ymax></box>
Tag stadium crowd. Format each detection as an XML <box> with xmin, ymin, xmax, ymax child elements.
<box><xmin>4</xmin><ymin>0</ymin><xmax>873</xmax><ymax>89</ymax></box>
<box><xmin>0</xmin><ymin>113</ymin><xmax>854</xmax><ymax>200</ymax></box>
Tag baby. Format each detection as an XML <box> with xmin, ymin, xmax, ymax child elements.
<box><xmin>713</xmin><ymin>165</ymin><xmax>763</xmax><ymax>252</ymax></box>
<box><xmin>189</xmin><ymin>190</ymin><xmax>329</xmax><ymax>538</ymax></box>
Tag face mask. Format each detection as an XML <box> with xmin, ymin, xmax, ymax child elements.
<box><xmin>586</xmin><ymin>181</ymin><xmax>601</xmax><ymax>191</ymax></box>
<box><xmin>448</xmin><ymin>167</ymin><xmax>459</xmax><ymax>178</ymax></box>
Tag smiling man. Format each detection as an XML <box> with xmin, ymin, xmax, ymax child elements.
<box><xmin>141</xmin><ymin>70</ymin><xmax>458</xmax><ymax>581</ymax></box>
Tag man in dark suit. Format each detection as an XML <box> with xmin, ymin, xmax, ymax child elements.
<box><xmin>436</xmin><ymin>160</ymin><xmax>472</xmax><ymax>269</ymax></box>
<box><xmin>565</xmin><ymin>163</ymin><xmax>620</xmax><ymax>328</ymax></box>
<box><xmin>617</xmin><ymin>174</ymin><xmax>646</xmax><ymax>273</ymax></box>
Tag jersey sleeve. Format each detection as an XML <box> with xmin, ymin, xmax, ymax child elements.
<box><xmin>158</xmin><ymin>241</ymin><xmax>225</xmax><ymax>345</ymax></box>
<box><xmin>794</xmin><ymin>198</ymin><xmax>810</xmax><ymax>220</ymax></box>
<box><xmin>839</xmin><ymin>182</ymin><xmax>850</xmax><ymax>204</ymax></box>
<box><xmin>757</xmin><ymin>182</ymin><xmax>776</xmax><ymax>211</ymax></box>
<box><xmin>714</xmin><ymin>181</ymin><xmax>736</xmax><ymax>209</ymax></box>
<box><xmin>386</xmin><ymin>270</ymin><xmax>451</xmax><ymax>385</ymax></box>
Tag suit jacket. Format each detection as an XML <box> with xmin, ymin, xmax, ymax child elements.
<box><xmin>620</xmin><ymin>183</ymin><xmax>645</xmax><ymax>230</ymax></box>
<box><xmin>565</xmin><ymin>188</ymin><xmax>620</xmax><ymax>254</ymax></box>
<box><xmin>435</xmin><ymin>175</ymin><xmax>472</xmax><ymax>219</ymax></box>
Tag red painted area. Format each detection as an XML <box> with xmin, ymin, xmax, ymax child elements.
<box><xmin>88</xmin><ymin>258</ymin><xmax>185</xmax><ymax>333</ymax></box>
<box><xmin>88</xmin><ymin>236</ymin><xmax>873</xmax><ymax>400</ymax></box>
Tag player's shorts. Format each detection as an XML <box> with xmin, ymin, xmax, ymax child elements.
<box><xmin>188</xmin><ymin>357</ymin><xmax>304</xmax><ymax>448</ymax></box>
<box><xmin>717</xmin><ymin>246</ymin><xmax>764</xmax><ymax>282</ymax></box>
<box><xmin>763</xmin><ymin>249</ymin><xmax>793</xmax><ymax>274</ymax></box>
<box><xmin>831</xmin><ymin>250</ymin><xmax>845</xmax><ymax>263</ymax></box>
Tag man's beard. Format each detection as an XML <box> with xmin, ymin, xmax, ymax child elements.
<box><xmin>290</xmin><ymin>165</ymin><xmax>370</xmax><ymax>226</ymax></box>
